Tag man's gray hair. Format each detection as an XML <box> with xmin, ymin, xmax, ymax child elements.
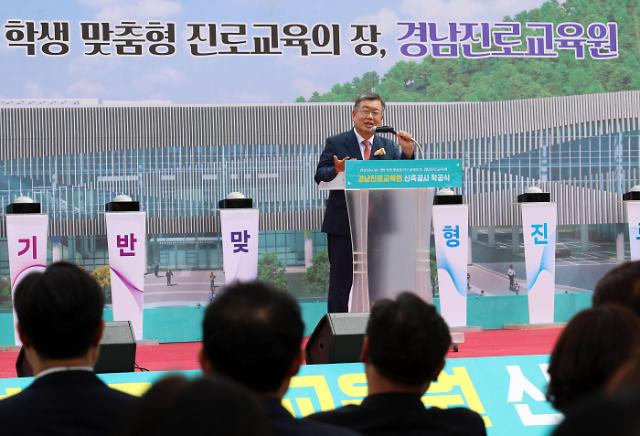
<box><xmin>354</xmin><ymin>92</ymin><xmax>385</xmax><ymax>110</ymax></box>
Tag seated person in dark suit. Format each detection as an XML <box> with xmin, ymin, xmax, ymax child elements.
<box><xmin>200</xmin><ymin>281</ymin><xmax>359</xmax><ymax>436</ymax></box>
<box><xmin>306</xmin><ymin>292</ymin><xmax>486</xmax><ymax>436</ymax></box>
<box><xmin>120</xmin><ymin>375</ymin><xmax>269</xmax><ymax>436</ymax></box>
<box><xmin>0</xmin><ymin>261</ymin><xmax>135</xmax><ymax>436</ymax></box>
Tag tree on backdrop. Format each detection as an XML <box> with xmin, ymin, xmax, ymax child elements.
<box><xmin>258</xmin><ymin>252</ymin><xmax>287</xmax><ymax>290</ymax></box>
<box><xmin>91</xmin><ymin>265</ymin><xmax>112</xmax><ymax>303</ymax></box>
<box><xmin>304</xmin><ymin>251</ymin><xmax>330</xmax><ymax>295</ymax></box>
<box><xmin>298</xmin><ymin>0</ymin><xmax>639</xmax><ymax>103</ymax></box>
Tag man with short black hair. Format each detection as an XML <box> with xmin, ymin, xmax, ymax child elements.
<box><xmin>315</xmin><ymin>92</ymin><xmax>415</xmax><ymax>313</ymax></box>
<box><xmin>200</xmin><ymin>281</ymin><xmax>358</xmax><ymax>436</ymax></box>
<box><xmin>306</xmin><ymin>292</ymin><xmax>486</xmax><ymax>436</ymax></box>
<box><xmin>0</xmin><ymin>261</ymin><xmax>134</xmax><ymax>436</ymax></box>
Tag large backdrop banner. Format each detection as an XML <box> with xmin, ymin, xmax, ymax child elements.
<box><xmin>1</xmin><ymin>0</ymin><xmax>636</xmax><ymax>104</ymax></box>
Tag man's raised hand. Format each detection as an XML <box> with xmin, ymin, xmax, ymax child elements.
<box><xmin>333</xmin><ymin>155</ymin><xmax>350</xmax><ymax>173</ymax></box>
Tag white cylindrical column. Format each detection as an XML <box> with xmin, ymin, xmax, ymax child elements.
<box><xmin>432</xmin><ymin>189</ymin><xmax>468</xmax><ymax>327</ymax></box>
<box><xmin>219</xmin><ymin>192</ymin><xmax>259</xmax><ymax>284</ymax></box>
<box><xmin>623</xmin><ymin>187</ymin><xmax>640</xmax><ymax>261</ymax></box>
<box><xmin>519</xmin><ymin>188</ymin><xmax>557</xmax><ymax>325</ymax></box>
<box><xmin>6</xmin><ymin>197</ymin><xmax>48</xmax><ymax>345</ymax></box>
<box><xmin>105</xmin><ymin>195</ymin><xmax>146</xmax><ymax>340</ymax></box>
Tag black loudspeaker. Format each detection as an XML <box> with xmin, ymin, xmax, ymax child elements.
<box><xmin>305</xmin><ymin>313</ymin><xmax>369</xmax><ymax>364</ymax></box>
<box><xmin>95</xmin><ymin>321</ymin><xmax>136</xmax><ymax>374</ymax></box>
<box><xmin>16</xmin><ymin>321</ymin><xmax>136</xmax><ymax>377</ymax></box>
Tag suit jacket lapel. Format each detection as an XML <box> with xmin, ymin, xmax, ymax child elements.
<box><xmin>346</xmin><ymin>131</ymin><xmax>363</xmax><ymax>160</ymax></box>
<box><xmin>370</xmin><ymin>136</ymin><xmax>383</xmax><ymax>159</ymax></box>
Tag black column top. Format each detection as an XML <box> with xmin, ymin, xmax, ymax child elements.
<box><xmin>434</xmin><ymin>194</ymin><xmax>463</xmax><ymax>205</ymax></box>
<box><xmin>623</xmin><ymin>191</ymin><xmax>640</xmax><ymax>201</ymax></box>
<box><xmin>517</xmin><ymin>192</ymin><xmax>550</xmax><ymax>203</ymax></box>
<box><xmin>105</xmin><ymin>201</ymin><xmax>140</xmax><ymax>212</ymax></box>
<box><xmin>218</xmin><ymin>198</ymin><xmax>253</xmax><ymax>208</ymax></box>
<box><xmin>6</xmin><ymin>203</ymin><xmax>41</xmax><ymax>214</ymax></box>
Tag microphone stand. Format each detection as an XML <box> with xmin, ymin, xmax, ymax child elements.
<box><xmin>375</xmin><ymin>129</ymin><xmax>425</xmax><ymax>159</ymax></box>
<box><xmin>411</xmin><ymin>138</ymin><xmax>425</xmax><ymax>160</ymax></box>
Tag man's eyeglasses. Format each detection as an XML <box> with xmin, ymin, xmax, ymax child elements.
<box><xmin>357</xmin><ymin>108</ymin><xmax>382</xmax><ymax>117</ymax></box>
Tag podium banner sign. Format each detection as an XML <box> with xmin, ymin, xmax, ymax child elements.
<box><xmin>220</xmin><ymin>209</ymin><xmax>259</xmax><ymax>283</ymax></box>
<box><xmin>521</xmin><ymin>203</ymin><xmax>557</xmax><ymax>324</ymax></box>
<box><xmin>626</xmin><ymin>201</ymin><xmax>640</xmax><ymax>260</ymax></box>
<box><xmin>433</xmin><ymin>205</ymin><xmax>468</xmax><ymax>327</ymax></box>
<box><xmin>6</xmin><ymin>214</ymin><xmax>48</xmax><ymax>345</ymax></box>
<box><xmin>106</xmin><ymin>212</ymin><xmax>146</xmax><ymax>340</ymax></box>
<box><xmin>345</xmin><ymin>159</ymin><xmax>462</xmax><ymax>190</ymax></box>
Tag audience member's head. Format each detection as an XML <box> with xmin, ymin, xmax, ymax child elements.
<box><xmin>200</xmin><ymin>281</ymin><xmax>304</xmax><ymax>397</ymax></box>
<box><xmin>547</xmin><ymin>305</ymin><xmax>640</xmax><ymax>413</ymax></box>
<box><xmin>363</xmin><ymin>292</ymin><xmax>451</xmax><ymax>391</ymax></box>
<box><xmin>552</xmin><ymin>392</ymin><xmax>640</xmax><ymax>436</ymax></box>
<box><xmin>121</xmin><ymin>375</ymin><xmax>268</xmax><ymax>436</ymax></box>
<box><xmin>593</xmin><ymin>261</ymin><xmax>640</xmax><ymax>316</ymax></box>
<box><xmin>607</xmin><ymin>351</ymin><xmax>640</xmax><ymax>395</ymax></box>
<box><xmin>14</xmin><ymin>261</ymin><xmax>105</xmax><ymax>371</ymax></box>
<box><xmin>554</xmin><ymin>350</ymin><xmax>640</xmax><ymax>435</ymax></box>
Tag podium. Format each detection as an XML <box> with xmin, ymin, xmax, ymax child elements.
<box><xmin>319</xmin><ymin>160</ymin><xmax>462</xmax><ymax>312</ymax></box>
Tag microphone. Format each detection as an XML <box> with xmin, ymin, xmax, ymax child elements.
<box><xmin>371</xmin><ymin>125</ymin><xmax>396</xmax><ymax>134</ymax></box>
<box><xmin>371</xmin><ymin>125</ymin><xmax>425</xmax><ymax>158</ymax></box>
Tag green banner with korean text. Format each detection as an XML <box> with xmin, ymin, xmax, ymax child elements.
<box><xmin>0</xmin><ymin>354</ymin><xmax>561</xmax><ymax>436</ymax></box>
<box><xmin>345</xmin><ymin>159</ymin><xmax>462</xmax><ymax>190</ymax></box>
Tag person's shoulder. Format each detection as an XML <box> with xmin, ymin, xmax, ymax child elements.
<box><xmin>103</xmin><ymin>385</ymin><xmax>137</xmax><ymax>402</ymax></box>
<box><xmin>0</xmin><ymin>378</ymin><xmax>136</xmax><ymax>435</ymax></box>
<box><xmin>305</xmin><ymin>405</ymin><xmax>362</xmax><ymax>426</ymax></box>
<box><xmin>0</xmin><ymin>391</ymin><xmax>32</xmax><ymax>432</ymax></box>
<box><xmin>327</xmin><ymin>130</ymin><xmax>355</xmax><ymax>143</ymax></box>
<box><xmin>425</xmin><ymin>407</ymin><xmax>486</xmax><ymax>434</ymax></box>
<box><xmin>296</xmin><ymin>416</ymin><xmax>361</xmax><ymax>436</ymax></box>
<box><xmin>307</xmin><ymin>404</ymin><xmax>360</xmax><ymax>417</ymax></box>
<box><xmin>428</xmin><ymin>405</ymin><xmax>483</xmax><ymax>418</ymax></box>
<box><xmin>78</xmin><ymin>374</ymin><xmax>136</xmax><ymax>407</ymax></box>
<box><xmin>75</xmin><ymin>373</ymin><xmax>136</xmax><ymax>402</ymax></box>
<box><xmin>89</xmin><ymin>385</ymin><xmax>137</xmax><ymax>423</ymax></box>
<box><xmin>272</xmin><ymin>406</ymin><xmax>360</xmax><ymax>436</ymax></box>
<box><xmin>553</xmin><ymin>393</ymin><xmax>640</xmax><ymax>436</ymax></box>
<box><xmin>0</xmin><ymin>389</ymin><xmax>30</xmax><ymax>412</ymax></box>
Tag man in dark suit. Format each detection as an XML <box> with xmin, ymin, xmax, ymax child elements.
<box><xmin>0</xmin><ymin>262</ymin><xmax>135</xmax><ymax>436</ymax></box>
<box><xmin>306</xmin><ymin>292</ymin><xmax>487</xmax><ymax>436</ymax></box>
<box><xmin>315</xmin><ymin>92</ymin><xmax>415</xmax><ymax>313</ymax></box>
<box><xmin>200</xmin><ymin>281</ymin><xmax>359</xmax><ymax>436</ymax></box>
